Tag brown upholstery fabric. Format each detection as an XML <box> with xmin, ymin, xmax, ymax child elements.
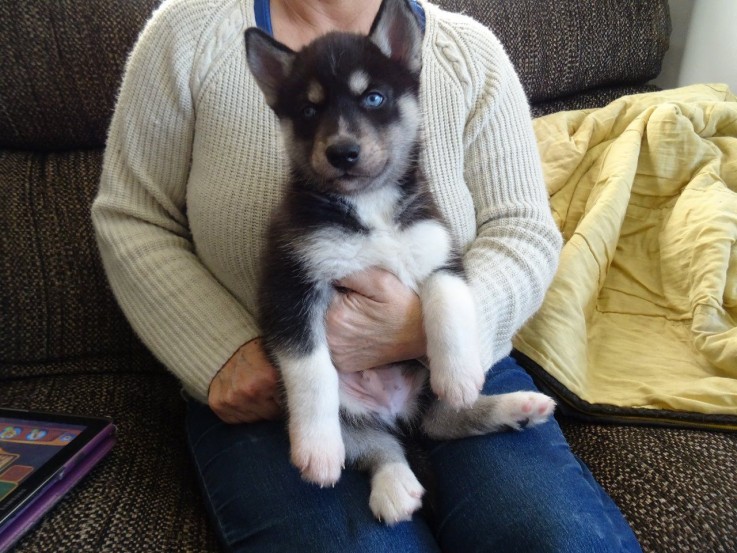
<box><xmin>530</xmin><ymin>84</ymin><xmax>662</xmax><ymax>117</ymax></box>
<box><xmin>0</xmin><ymin>149</ymin><xmax>145</xmax><ymax>365</ymax></box>
<box><xmin>0</xmin><ymin>0</ymin><xmax>162</xmax><ymax>151</ymax></box>
<box><xmin>435</xmin><ymin>0</ymin><xmax>671</xmax><ymax>103</ymax></box>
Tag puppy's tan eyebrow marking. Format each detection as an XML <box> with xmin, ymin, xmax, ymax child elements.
<box><xmin>307</xmin><ymin>80</ymin><xmax>324</xmax><ymax>104</ymax></box>
<box><xmin>348</xmin><ymin>71</ymin><xmax>370</xmax><ymax>96</ymax></box>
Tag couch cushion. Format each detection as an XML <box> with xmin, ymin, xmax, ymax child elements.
<box><xmin>0</xmin><ymin>0</ymin><xmax>162</xmax><ymax>151</ymax></box>
<box><xmin>1</xmin><ymin>369</ymin><xmax>219</xmax><ymax>553</ymax></box>
<box><xmin>434</xmin><ymin>0</ymin><xmax>670</xmax><ymax>104</ymax></box>
<box><xmin>0</xmin><ymin>148</ymin><xmax>144</xmax><ymax>365</ymax></box>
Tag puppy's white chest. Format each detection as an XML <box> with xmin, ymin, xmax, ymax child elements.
<box><xmin>299</xmin><ymin>192</ymin><xmax>451</xmax><ymax>288</ymax></box>
<box><xmin>367</xmin><ymin>218</ymin><xmax>450</xmax><ymax>287</ymax></box>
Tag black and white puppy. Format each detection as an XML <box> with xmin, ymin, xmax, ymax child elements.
<box><xmin>246</xmin><ymin>0</ymin><xmax>555</xmax><ymax>524</ymax></box>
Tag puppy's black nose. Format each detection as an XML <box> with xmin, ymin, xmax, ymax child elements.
<box><xmin>326</xmin><ymin>143</ymin><xmax>360</xmax><ymax>170</ymax></box>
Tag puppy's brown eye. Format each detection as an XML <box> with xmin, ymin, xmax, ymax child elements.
<box><xmin>302</xmin><ymin>105</ymin><xmax>318</xmax><ymax>119</ymax></box>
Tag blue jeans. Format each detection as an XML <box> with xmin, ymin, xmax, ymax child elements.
<box><xmin>186</xmin><ymin>356</ymin><xmax>642</xmax><ymax>552</ymax></box>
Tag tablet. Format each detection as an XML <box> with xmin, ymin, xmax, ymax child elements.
<box><xmin>0</xmin><ymin>408</ymin><xmax>115</xmax><ymax>551</ymax></box>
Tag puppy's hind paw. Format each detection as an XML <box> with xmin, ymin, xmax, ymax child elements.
<box><xmin>369</xmin><ymin>463</ymin><xmax>425</xmax><ymax>525</ymax></box>
<box><xmin>497</xmin><ymin>392</ymin><xmax>556</xmax><ymax>430</ymax></box>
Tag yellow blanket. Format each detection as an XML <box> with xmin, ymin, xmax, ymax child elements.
<box><xmin>515</xmin><ymin>84</ymin><xmax>737</xmax><ymax>422</ymax></box>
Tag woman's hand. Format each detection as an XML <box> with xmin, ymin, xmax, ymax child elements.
<box><xmin>326</xmin><ymin>267</ymin><xmax>427</xmax><ymax>373</ymax></box>
<box><xmin>208</xmin><ymin>338</ymin><xmax>283</xmax><ymax>424</ymax></box>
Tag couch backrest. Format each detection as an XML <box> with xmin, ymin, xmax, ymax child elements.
<box><xmin>0</xmin><ymin>0</ymin><xmax>161</xmax><ymax>152</ymax></box>
<box><xmin>0</xmin><ymin>0</ymin><xmax>670</xmax><ymax>368</ymax></box>
<box><xmin>0</xmin><ymin>0</ymin><xmax>671</xmax><ymax>152</ymax></box>
<box><xmin>0</xmin><ymin>0</ymin><xmax>161</xmax><ymax>367</ymax></box>
<box><xmin>437</xmin><ymin>0</ymin><xmax>671</xmax><ymax>103</ymax></box>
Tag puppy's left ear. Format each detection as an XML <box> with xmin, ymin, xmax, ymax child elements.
<box><xmin>245</xmin><ymin>28</ymin><xmax>296</xmax><ymax>107</ymax></box>
<box><xmin>369</xmin><ymin>0</ymin><xmax>423</xmax><ymax>74</ymax></box>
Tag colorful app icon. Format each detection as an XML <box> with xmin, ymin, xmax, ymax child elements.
<box><xmin>59</xmin><ymin>433</ymin><xmax>77</xmax><ymax>443</ymax></box>
<box><xmin>26</xmin><ymin>429</ymin><xmax>48</xmax><ymax>441</ymax></box>
<box><xmin>0</xmin><ymin>464</ymin><xmax>34</xmax><ymax>483</ymax></box>
<box><xmin>0</xmin><ymin>427</ymin><xmax>21</xmax><ymax>440</ymax></box>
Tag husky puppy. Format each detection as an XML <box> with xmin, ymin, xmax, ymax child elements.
<box><xmin>246</xmin><ymin>0</ymin><xmax>555</xmax><ymax>524</ymax></box>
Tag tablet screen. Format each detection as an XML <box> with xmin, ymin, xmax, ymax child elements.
<box><xmin>0</xmin><ymin>417</ymin><xmax>87</xmax><ymax>502</ymax></box>
<box><xmin>0</xmin><ymin>409</ymin><xmax>113</xmax><ymax>530</ymax></box>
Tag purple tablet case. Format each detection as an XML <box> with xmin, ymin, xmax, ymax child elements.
<box><xmin>0</xmin><ymin>424</ymin><xmax>115</xmax><ymax>552</ymax></box>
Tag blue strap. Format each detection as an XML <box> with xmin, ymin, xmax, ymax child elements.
<box><xmin>410</xmin><ymin>0</ymin><xmax>427</xmax><ymax>33</ymax></box>
<box><xmin>254</xmin><ymin>0</ymin><xmax>273</xmax><ymax>34</ymax></box>
<box><xmin>254</xmin><ymin>0</ymin><xmax>426</xmax><ymax>35</ymax></box>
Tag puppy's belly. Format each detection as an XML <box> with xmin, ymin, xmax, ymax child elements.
<box><xmin>338</xmin><ymin>365</ymin><xmax>426</xmax><ymax>422</ymax></box>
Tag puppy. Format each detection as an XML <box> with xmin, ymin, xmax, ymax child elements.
<box><xmin>246</xmin><ymin>0</ymin><xmax>555</xmax><ymax>524</ymax></box>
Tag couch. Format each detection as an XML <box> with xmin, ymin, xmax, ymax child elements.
<box><xmin>1</xmin><ymin>0</ymin><xmax>735</xmax><ymax>551</ymax></box>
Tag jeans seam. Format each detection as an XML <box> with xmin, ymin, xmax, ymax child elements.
<box><xmin>186</xmin><ymin>418</ymin><xmax>235</xmax><ymax>551</ymax></box>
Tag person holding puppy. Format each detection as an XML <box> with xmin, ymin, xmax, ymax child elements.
<box><xmin>93</xmin><ymin>0</ymin><xmax>642</xmax><ymax>551</ymax></box>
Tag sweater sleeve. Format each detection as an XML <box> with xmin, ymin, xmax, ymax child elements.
<box><xmin>92</xmin><ymin>0</ymin><xmax>259</xmax><ymax>402</ymax></box>
<box><xmin>460</xmin><ymin>26</ymin><xmax>563</xmax><ymax>369</ymax></box>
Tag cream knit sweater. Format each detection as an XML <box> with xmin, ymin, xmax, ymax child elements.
<box><xmin>92</xmin><ymin>0</ymin><xmax>562</xmax><ymax>403</ymax></box>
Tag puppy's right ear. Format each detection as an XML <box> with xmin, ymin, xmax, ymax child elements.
<box><xmin>245</xmin><ymin>28</ymin><xmax>296</xmax><ymax>107</ymax></box>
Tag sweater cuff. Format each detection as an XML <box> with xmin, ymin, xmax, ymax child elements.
<box><xmin>180</xmin><ymin>313</ymin><xmax>261</xmax><ymax>404</ymax></box>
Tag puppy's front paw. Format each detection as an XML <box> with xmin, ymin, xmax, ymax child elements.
<box><xmin>430</xmin><ymin>361</ymin><xmax>485</xmax><ymax>409</ymax></box>
<box><xmin>497</xmin><ymin>392</ymin><xmax>556</xmax><ymax>430</ymax></box>
<box><xmin>369</xmin><ymin>463</ymin><xmax>425</xmax><ymax>525</ymax></box>
<box><xmin>290</xmin><ymin>426</ymin><xmax>345</xmax><ymax>487</ymax></box>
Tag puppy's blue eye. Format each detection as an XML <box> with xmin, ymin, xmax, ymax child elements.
<box><xmin>362</xmin><ymin>92</ymin><xmax>385</xmax><ymax>109</ymax></box>
<box><xmin>303</xmin><ymin>105</ymin><xmax>318</xmax><ymax>119</ymax></box>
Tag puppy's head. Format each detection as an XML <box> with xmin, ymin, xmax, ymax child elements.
<box><xmin>246</xmin><ymin>0</ymin><xmax>423</xmax><ymax>195</ymax></box>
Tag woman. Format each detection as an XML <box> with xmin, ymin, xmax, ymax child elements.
<box><xmin>92</xmin><ymin>0</ymin><xmax>642</xmax><ymax>551</ymax></box>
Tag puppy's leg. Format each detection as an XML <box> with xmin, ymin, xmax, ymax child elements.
<box><xmin>420</xmin><ymin>270</ymin><xmax>485</xmax><ymax>409</ymax></box>
<box><xmin>276</xmin><ymin>342</ymin><xmax>345</xmax><ymax>487</ymax></box>
<box><xmin>343</xmin><ymin>422</ymin><xmax>425</xmax><ymax>525</ymax></box>
<box><xmin>421</xmin><ymin>392</ymin><xmax>556</xmax><ymax>440</ymax></box>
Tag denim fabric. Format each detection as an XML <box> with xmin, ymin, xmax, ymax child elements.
<box><xmin>186</xmin><ymin>357</ymin><xmax>642</xmax><ymax>553</ymax></box>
